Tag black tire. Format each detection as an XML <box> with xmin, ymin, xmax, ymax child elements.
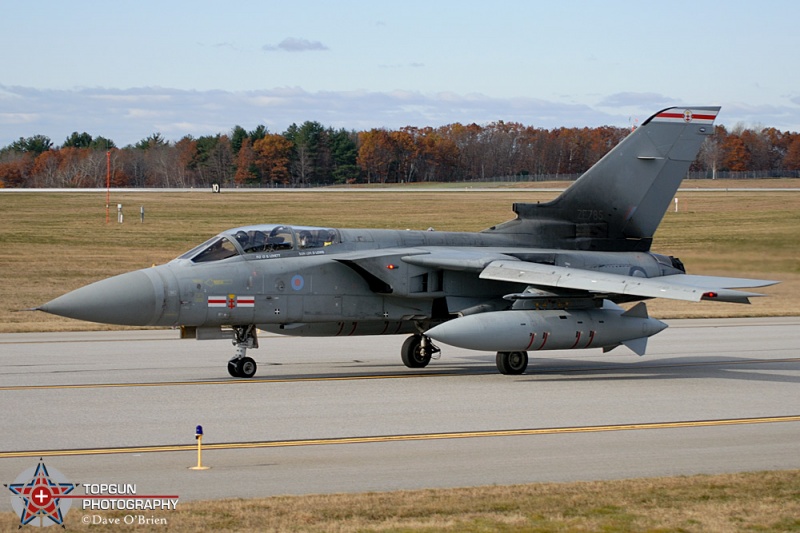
<box><xmin>236</xmin><ymin>357</ymin><xmax>258</xmax><ymax>378</ymax></box>
<box><xmin>496</xmin><ymin>351</ymin><xmax>528</xmax><ymax>375</ymax></box>
<box><xmin>227</xmin><ymin>360</ymin><xmax>241</xmax><ymax>378</ymax></box>
<box><xmin>401</xmin><ymin>335</ymin><xmax>431</xmax><ymax>368</ymax></box>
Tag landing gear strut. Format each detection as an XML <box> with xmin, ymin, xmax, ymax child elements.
<box><xmin>228</xmin><ymin>325</ymin><xmax>258</xmax><ymax>378</ymax></box>
<box><xmin>401</xmin><ymin>334</ymin><xmax>440</xmax><ymax>369</ymax></box>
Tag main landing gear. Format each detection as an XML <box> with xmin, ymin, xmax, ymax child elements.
<box><xmin>496</xmin><ymin>351</ymin><xmax>528</xmax><ymax>375</ymax></box>
<box><xmin>401</xmin><ymin>334</ymin><xmax>441</xmax><ymax>369</ymax></box>
<box><xmin>401</xmin><ymin>335</ymin><xmax>528</xmax><ymax>374</ymax></box>
<box><xmin>228</xmin><ymin>325</ymin><xmax>258</xmax><ymax>378</ymax></box>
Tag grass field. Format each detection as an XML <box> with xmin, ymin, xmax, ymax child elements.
<box><xmin>2</xmin><ymin>182</ymin><xmax>799</xmax><ymax>530</ymax></box>
<box><xmin>1</xmin><ymin>182</ymin><xmax>798</xmax><ymax>332</ymax></box>
<box><xmin>1</xmin><ymin>470</ymin><xmax>798</xmax><ymax>531</ymax></box>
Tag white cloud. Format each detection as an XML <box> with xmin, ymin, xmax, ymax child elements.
<box><xmin>1</xmin><ymin>84</ymin><xmax>799</xmax><ymax>148</ymax></box>
<box><xmin>262</xmin><ymin>38</ymin><xmax>329</xmax><ymax>52</ymax></box>
<box><xmin>597</xmin><ymin>92</ymin><xmax>678</xmax><ymax>109</ymax></box>
<box><xmin>0</xmin><ymin>112</ymin><xmax>39</xmax><ymax>125</ymax></box>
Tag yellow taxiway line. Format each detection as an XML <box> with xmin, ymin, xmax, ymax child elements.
<box><xmin>0</xmin><ymin>372</ymin><xmax>452</xmax><ymax>391</ymax></box>
<box><xmin>2</xmin><ymin>357</ymin><xmax>798</xmax><ymax>392</ymax></box>
<box><xmin>2</xmin><ymin>415</ymin><xmax>798</xmax><ymax>459</ymax></box>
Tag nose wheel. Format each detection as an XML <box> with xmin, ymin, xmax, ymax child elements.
<box><xmin>228</xmin><ymin>356</ymin><xmax>257</xmax><ymax>378</ymax></box>
<box><xmin>228</xmin><ymin>325</ymin><xmax>258</xmax><ymax>378</ymax></box>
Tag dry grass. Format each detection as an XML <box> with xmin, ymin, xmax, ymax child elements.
<box><xmin>2</xmin><ymin>470</ymin><xmax>798</xmax><ymax>531</ymax></box>
<box><xmin>1</xmin><ymin>181</ymin><xmax>799</xmax><ymax>333</ymax></box>
<box><xmin>2</xmin><ymin>183</ymin><xmax>798</xmax><ymax>531</ymax></box>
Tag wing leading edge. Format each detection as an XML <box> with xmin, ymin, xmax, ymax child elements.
<box><xmin>479</xmin><ymin>260</ymin><xmax>778</xmax><ymax>304</ymax></box>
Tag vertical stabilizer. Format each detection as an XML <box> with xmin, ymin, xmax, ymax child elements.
<box><xmin>491</xmin><ymin>107</ymin><xmax>720</xmax><ymax>251</ymax></box>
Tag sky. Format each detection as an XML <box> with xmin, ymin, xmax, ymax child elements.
<box><xmin>2</xmin><ymin>0</ymin><xmax>799</xmax><ymax>147</ymax></box>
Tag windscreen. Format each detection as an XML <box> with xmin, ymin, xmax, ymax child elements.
<box><xmin>188</xmin><ymin>236</ymin><xmax>240</xmax><ymax>263</ymax></box>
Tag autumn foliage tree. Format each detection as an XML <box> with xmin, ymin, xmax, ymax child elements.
<box><xmin>253</xmin><ymin>134</ymin><xmax>293</xmax><ymax>185</ymax></box>
<box><xmin>2</xmin><ymin>121</ymin><xmax>799</xmax><ymax>188</ymax></box>
<box><xmin>234</xmin><ymin>137</ymin><xmax>257</xmax><ymax>185</ymax></box>
<box><xmin>358</xmin><ymin>129</ymin><xmax>396</xmax><ymax>183</ymax></box>
<box><xmin>784</xmin><ymin>134</ymin><xmax>800</xmax><ymax>170</ymax></box>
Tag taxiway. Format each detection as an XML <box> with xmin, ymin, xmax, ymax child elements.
<box><xmin>1</xmin><ymin>317</ymin><xmax>798</xmax><ymax>504</ymax></box>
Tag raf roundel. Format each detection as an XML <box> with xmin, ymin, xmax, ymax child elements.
<box><xmin>290</xmin><ymin>275</ymin><xmax>305</xmax><ymax>291</ymax></box>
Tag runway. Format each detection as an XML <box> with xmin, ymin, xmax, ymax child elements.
<box><xmin>1</xmin><ymin>317</ymin><xmax>799</xmax><ymax>505</ymax></box>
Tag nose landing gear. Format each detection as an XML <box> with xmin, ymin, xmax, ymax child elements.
<box><xmin>227</xmin><ymin>325</ymin><xmax>258</xmax><ymax>378</ymax></box>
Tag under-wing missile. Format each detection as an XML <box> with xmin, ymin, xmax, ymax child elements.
<box><xmin>425</xmin><ymin>301</ymin><xmax>667</xmax><ymax>355</ymax></box>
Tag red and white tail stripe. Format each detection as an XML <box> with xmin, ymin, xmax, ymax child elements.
<box><xmin>651</xmin><ymin>107</ymin><xmax>719</xmax><ymax>125</ymax></box>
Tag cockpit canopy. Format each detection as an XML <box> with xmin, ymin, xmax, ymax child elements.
<box><xmin>178</xmin><ymin>225</ymin><xmax>340</xmax><ymax>263</ymax></box>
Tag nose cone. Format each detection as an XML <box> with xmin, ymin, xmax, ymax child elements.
<box><xmin>426</xmin><ymin>316</ymin><xmax>485</xmax><ymax>350</ymax></box>
<box><xmin>425</xmin><ymin>321</ymin><xmax>457</xmax><ymax>346</ymax></box>
<box><xmin>649</xmin><ymin>317</ymin><xmax>669</xmax><ymax>336</ymax></box>
<box><xmin>39</xmin><ymin>270</ymin><xmax>163</xmax><ymax>326</ymax></box>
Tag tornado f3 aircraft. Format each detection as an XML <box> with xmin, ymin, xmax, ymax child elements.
<box><xmin>40</xmin><ymin>106</ymin><xmax>778</xmax><ymax>377</ymax></box>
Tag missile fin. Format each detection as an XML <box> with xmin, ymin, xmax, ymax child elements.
<box><xmin>621</xmin><ymin>302</ymin><xmax>649</xmax><ymax>319</ymax></box>
<box><xmin>621</xmin><ymin>336</ymin><xmax>648</xmax><ymax>356</ymax></box>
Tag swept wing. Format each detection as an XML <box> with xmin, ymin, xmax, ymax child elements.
<box><xmin>479</xmin><ymin>260</ymin><xmax>778</xmax><ymax>304</ymax></box>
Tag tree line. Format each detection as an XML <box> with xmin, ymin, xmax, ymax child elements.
<box><xmin>1</xmin><ymin>120</ymin><xmax>799</xmax><ymax>188</ymax></box>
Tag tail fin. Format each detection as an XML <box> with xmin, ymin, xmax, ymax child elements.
<box><xmin>488</xmin><ymin>106</ymin><xmax>720</xmax><ymax>251</ymax></box>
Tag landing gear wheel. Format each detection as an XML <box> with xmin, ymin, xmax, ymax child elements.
<box><xmin>236</xmin><ymin>357</ymin><xmax>257</xmax><ymax>379</ymax></box>
<box><xmin>227</xmin><ymin>359</ymin><xmax>241</xmax><ymax>378</ymax></box>
<box><xmin>401</xmin><ymin>335</ymin><xmax>431</xmax><ymax>368</ymax></box>
<box><xmin>496</xmin><ymin>351</ymin><xmax>528</xmax><ymax>375</ymax></box>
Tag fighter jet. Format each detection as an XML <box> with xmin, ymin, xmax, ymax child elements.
<box><xmin>39</xmin><ymin>106</ymin><xmax>777</xmax><ymax>377</ymax></box>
